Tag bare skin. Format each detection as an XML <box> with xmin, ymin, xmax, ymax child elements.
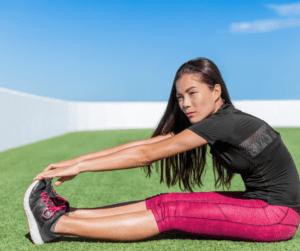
<box><xmin>54</xmin><ymin>200</ymin><xmax>160</xmax><ymax>241</ymax></box>
<box><xmin>67</xmin><ymin>200</ymin><xmax>147</xmax><ymax>218</ymax></box>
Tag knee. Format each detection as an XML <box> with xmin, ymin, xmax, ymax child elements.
<box><xmin>155</xmin><ymin>193</ymin><xmax>174</xmax><ymax>203</ymax></box>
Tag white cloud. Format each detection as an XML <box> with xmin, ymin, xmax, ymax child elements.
<box><xmin>267</xmin><ymin>2</ymin><xmax>300</xmax><ymax>16</ymax></box>
<box><xmin>231</xmin><ymin>18</ymin><xmax>300</xmax><ymax>33</ymax></box>
<box><xmin>230</xmin><ymin>2</ymin><xmax>300</xmax><ymax>33</ymax></box>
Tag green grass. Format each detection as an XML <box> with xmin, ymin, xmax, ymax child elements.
<box><xmin>1</xmin><ymin>128</ymin><xmax>300</xmax><ymax>250</ymax></box>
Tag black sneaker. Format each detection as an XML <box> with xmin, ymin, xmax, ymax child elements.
<box><xmin>45</xmin><ymin>178</ymin><xmax>70</xmax><ymax>215</ymax></box>
<box><xmin>23</xmin><ymin>180</ymin><xmax>66</xmax><ymax>244</ymax></box>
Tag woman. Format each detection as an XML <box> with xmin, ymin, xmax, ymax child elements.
<box><xmin>24</xmin><ymin>57</ymin><xmax>300</xmax><ymax>245</ymax></box>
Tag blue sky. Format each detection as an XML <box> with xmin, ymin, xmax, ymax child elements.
<box><xmin>1</xmin><ymin>0</ymin><xmax>300</xmax><ymax>101</ymax></box>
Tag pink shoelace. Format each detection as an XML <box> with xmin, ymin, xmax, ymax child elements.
<box><xmin>51</xmin><ymin>184</ymin><xmax>68</xmax><ymax>207</ymax></box>
<box><xmin>40</xmin><ymin>191</ymin><xmax>66</xmax><ymax>219</ymax></box>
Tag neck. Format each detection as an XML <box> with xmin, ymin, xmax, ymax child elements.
<box><xmin>214</xmin><ymin>98</ymin><xmax>224</xmax><ymax>113</ymax></box>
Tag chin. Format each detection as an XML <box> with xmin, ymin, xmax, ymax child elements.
<box><xmin>189</xmin><ymin>118</ymin><xmax>198</xmax><ymax>124</ymax></box>
<box><xmin>190</xmin><ymin>116</ymin><xmax>204</xmax><ymax>124</ymax></box>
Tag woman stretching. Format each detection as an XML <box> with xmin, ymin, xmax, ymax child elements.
<box><xmin>24</xmin><ymin>57</ymin><xmax>300</xmax><ymax>244</ymax></box>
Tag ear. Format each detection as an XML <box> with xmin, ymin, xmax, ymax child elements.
<box><xmin>214</xmin><ymin>84</ymin><xmax>222</xmax><ymax>101</ymax></box>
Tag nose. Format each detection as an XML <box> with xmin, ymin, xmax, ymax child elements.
<box><xmin>182</xmin><ymin>97</ymin><xmax>191</xmax><ymax>110</ymax></box>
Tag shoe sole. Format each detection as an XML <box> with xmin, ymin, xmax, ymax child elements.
<box><xmin>23</xmin><ymin>180</ymin><xmax>44</xmax><ymax>245</ymax></box>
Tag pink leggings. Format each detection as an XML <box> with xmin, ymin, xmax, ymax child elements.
<box><xmin>145</xmin><ymin>191</ymin><xmax>300</xmax><ymax>242</ymax></box>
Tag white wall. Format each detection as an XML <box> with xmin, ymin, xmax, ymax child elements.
<box><xmin>1</xmin><ymin>87</ymin><xmax>300</xmax><ymax>152</ymax></box>
<box><xmin>68</xmin><ymin>101</ymin><xmax>167</xmax><ymax>131</ymax></box>
<box><xmin>233</xmin><ymin>100</ymin><xmax>300</xmax><ymax>128</ymax></box>
<box><xmin>0</xmin><ymin>88</ymin><xmax>69</xmax><ymax>153</ymax></box>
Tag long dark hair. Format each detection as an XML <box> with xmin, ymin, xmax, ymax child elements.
<box><xmin>141</xmin><ymin>57</ymin><xmax>236</xmax><ymax>192</ymax></box>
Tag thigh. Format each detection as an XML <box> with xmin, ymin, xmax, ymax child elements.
<box><xmin>145</xmin><ymin>191</ymin><xmax>300</xmax><ymax>242</ymax></box>
<box><xmin>145</xmin><ymin>191</ymin><xmax>244</xmax><ymax>211</ymax></box>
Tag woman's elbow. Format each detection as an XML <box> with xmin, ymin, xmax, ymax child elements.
<box><xmin>139</xmin><ymin>145</ymin><xmax>154</xmax><ymax>166</ymax></box>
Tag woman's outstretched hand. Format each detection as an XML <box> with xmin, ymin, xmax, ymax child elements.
<box><xmin>34</xmin><ymin>162</ymin><xmax>81</xmax><ymax>186</ymax></box>
<box><xmin>43</xmin><ymin>158</ymin><xmax>80</xmax><ymax>171</ymax></box>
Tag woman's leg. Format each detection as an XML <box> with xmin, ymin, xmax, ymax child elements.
<box><xmin>68</xmin><ymin>200</ymin><xmax>147</xmax><ymax>218</ymax></box>
<box><xmin>54</xmin><ymin>209</ymin><xmax>160</xmax><ymax>241</ymax></box>
<box><xmin>145</xmin><ymin>191</ymin><xmax>300</xmax><ymax>242</ymax></box>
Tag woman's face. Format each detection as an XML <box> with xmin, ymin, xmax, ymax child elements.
<box><xmin>176</xmin><ymin>73</ymin><xmax>222</xmax><ymax>124</ymax></box>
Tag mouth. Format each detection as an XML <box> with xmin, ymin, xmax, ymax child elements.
<box><xmin>186</xmin><ymin>112</ymin><xmax>194</xmax><ymax>117</ymax></box>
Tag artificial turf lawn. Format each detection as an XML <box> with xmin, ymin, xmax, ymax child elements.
<box><xmin>0</xmin><ymin>128</ymin><xmax>300</xmax><ymax>251</ymax></box>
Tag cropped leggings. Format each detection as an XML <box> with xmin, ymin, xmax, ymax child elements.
<box><xmin>145</xmin><ymin>191</ymin><xmax>300</xmax><ymax>242</ymax></box>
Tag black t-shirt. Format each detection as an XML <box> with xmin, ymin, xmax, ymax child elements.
<box><xmin>188</xmin><ymin>102</ymin><xmax>300</xmax><ymax>208</ymax></box>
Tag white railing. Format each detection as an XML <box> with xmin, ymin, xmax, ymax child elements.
<box><xmin>1</xmin><ymin>87</ymin><xmax>300</xmax><ymax>152</ymax></box>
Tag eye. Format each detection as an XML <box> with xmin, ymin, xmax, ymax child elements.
<box><xmin>190</xmin><ymin>92</ymin><xmax>196</xmax><ymax>95</ymax></box>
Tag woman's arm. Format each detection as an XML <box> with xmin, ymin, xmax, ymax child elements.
<box><xmin>77</xmin><ymin>129</ymin><xmax>208</xmax><ymax>173</ymax></box>
<box><xmin>36</xmin><ymin>133</ymin><xmax>174</xmax><ymax>180</ymax></box>
<box><xmin>34</xmin><ymin>129</ymin><xmax>207</xmax><ymax>183</ymax></box>
<box><xmin>75</xmin><ymin>132</ymin><xmax>174</xmax><ymax>162</ymax></box>
<box><xmin>45</xmin><ymin>133</ymin><xmax>174</xmax><ymax>170</ymax></box>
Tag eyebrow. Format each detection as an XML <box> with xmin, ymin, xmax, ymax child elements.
<box><xmin>176</xmin><ymin>86</ymin><xmax>197</xmax><ymax>96</ymax></box>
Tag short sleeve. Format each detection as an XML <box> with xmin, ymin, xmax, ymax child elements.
<box><xmin>187</xmin><ymin>111</ymin><xmax>235</xmax><ymax>145</ymax></box>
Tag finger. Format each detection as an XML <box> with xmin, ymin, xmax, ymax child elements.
<box><xmin>55</xmin><ymin>177</ymin><xmax>69</xmax><ymax>186</ymax></box>
<box><xmin>43</xmin><ymin>163</ymin><xmax>57</xmax><ymax>172</ymax></box>
<box><xmin>38</xmin><ymin>165</ymin><xmax>65</xmax><ymax>180</ymax></box>
<box><xmin>43</xmin><ymin>163</ymin><xmax>53</xmax><ymax>172</ymax></box>
<box><xmin>55</xmin><ymin>179</ymin><xmax>63</xmax><ymax>186</ymax></box>
<box><xmin>54</xmin><ymin>175</ymin><xmax>76</xmax><ymax>186</ymax></box>
<box><xmin>34</xmin><ymin>173</ymin><xmax>45</xmax><ymax>180</ymax></box>
<box><xmin>34</xmin><ymin>170</ymin><xmax>56</xmax><ymax>180</ymax></box>
<box><xmin>43</xmin><ymin>162</ymin><xmax>67</xmax><ymax>172</ymax></box>
<box><xmin>34</xmin><ymin>174</ymin><xmax>46</xmax><ymax>181</ymax></box>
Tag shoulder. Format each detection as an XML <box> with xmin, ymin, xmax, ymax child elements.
<box><xmin>187</xmin><ymin>106</ymin><xmax>236</xmax><ymax>145</ymax></box>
